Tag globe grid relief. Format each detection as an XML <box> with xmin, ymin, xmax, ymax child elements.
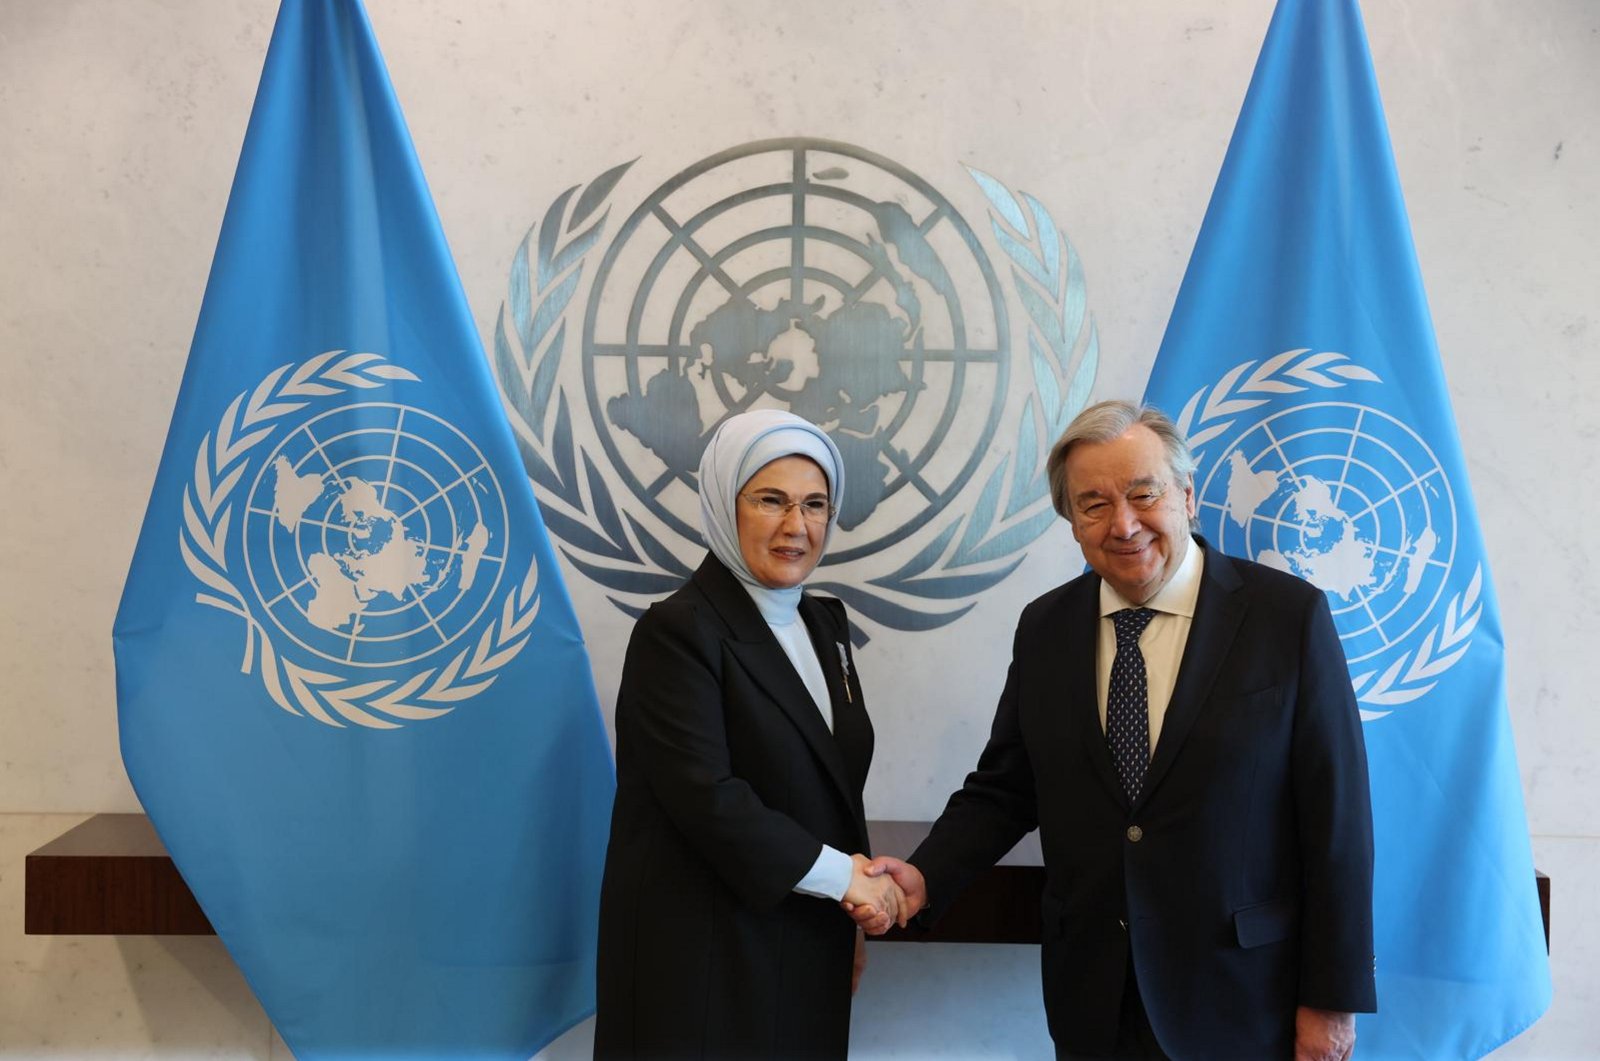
<box><xmin>243</xmin><ymin>403</ymin><xmax>509</xmax><ymax>669</ymax></box>
<box><xmin>580</xmin><ymin>139</ymin><xmax>1010</xmax><ymax>563</ymax></box>
<box><xmin>1197</xmin><ymin>402</ymin><xmax>1456</xmax><ymax>666</ymax></box>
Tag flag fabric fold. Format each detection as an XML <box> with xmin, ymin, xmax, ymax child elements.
<box><xmin>113</xmin><ymin>1</ymin><xmax>614</xmax><ymax>1056</ymax></box>
<box><xmin>1143</xmin><ymin>1</ymin><xmax>1550</xmax><ymax>1056</ymax></box>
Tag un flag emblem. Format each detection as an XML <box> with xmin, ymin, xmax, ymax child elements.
<box><xmin>242</xmin><ymin>403</ymin><xmax>507</xmax><ymax>668</ymax></box>
<box><xmin>1199</xmin><ymin>403</ymin><xmax>1454</xmax><ymax>667</ymax></box>
<box><xmin>1178</xmin><ymin>349</ymin><xmax>1484</xmax><ymax>718</ymax></box>
<box><xmin>178</xmin><ymin>351</ymin><xmax>544</xmax><ymax>729</ymax></box>
<box><xmin>495</xmin><ymin>139</ymin><xmax>1101</xmax><ymax>636</ymax></box>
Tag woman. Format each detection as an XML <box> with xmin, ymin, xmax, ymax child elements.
<box><xmin>594</xmin><ymin>410</ymin><xmax>900</xmax><ymax>1059</ymax></box>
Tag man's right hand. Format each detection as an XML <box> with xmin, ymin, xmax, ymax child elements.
<box><xmin>842</xmin><ymin>853</ymin><xmax>904</xmax><ymax>935</ymax></box>
<box><xmin>841</xmin><ymin>856</ymin><xmax>927</xmax><ymax>934</ymax></box>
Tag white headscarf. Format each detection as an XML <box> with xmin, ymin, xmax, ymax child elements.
<box><xmin>698</xmin><ymin>409</ymin><xmax>844</xmax><ymax>623</ymax></box>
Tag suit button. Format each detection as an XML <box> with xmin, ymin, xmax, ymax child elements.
<box><xmin>1126</xmin><ymin>825</ymin><xmax>1143</xmax><ymax>842</ymax></box>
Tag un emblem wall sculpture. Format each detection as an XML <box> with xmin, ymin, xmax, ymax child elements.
<box><xmin>493</xmin><ymin>139</ymin><xmax>1098</xmax><ymax>641</ymax></box>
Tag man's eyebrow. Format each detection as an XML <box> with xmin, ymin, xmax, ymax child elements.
<box><xmin>1073</xmin><ymin>478</ymin><xmax>1163</xmax><ymax>503</ymax></box>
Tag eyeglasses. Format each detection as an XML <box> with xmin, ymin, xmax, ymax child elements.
<box><xmin>739</xmin><ymin>492</ymin><xmax>835</xmax><ymax>524</ymax></box>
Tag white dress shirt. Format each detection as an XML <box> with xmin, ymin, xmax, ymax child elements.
<box><xmin>1095</xmin><ymin>537</ymin><xmax>1205</xmax><ymax>753</ymax></box>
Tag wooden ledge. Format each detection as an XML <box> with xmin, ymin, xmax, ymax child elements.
<box><xmin>26</xmin><ymin>815</ymin><xmax>1549</xmax><ymax>950</ymax></box>
<box><xmin>25</xmin><ymin>814</ymin><xmax>212</xmax><ymax>935</ymax></box>
<box><xmin>867</xmin><ymin>820</ymin><xmax>1046</xmax><ymax>943</ymax></box>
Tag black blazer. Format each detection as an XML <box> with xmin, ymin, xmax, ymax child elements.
<box><xmin>911</xmin><ymin>540</ymin><xmax>1375</xmax><ymax>1059</ymax></box>
<box><xmin>594</xmin><ymin>555</ymin><xmax>873</xmax><ymax>1060</ymax></box>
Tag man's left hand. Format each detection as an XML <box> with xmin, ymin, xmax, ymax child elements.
<box><xmin>1294</xmin><ymin>1007</ymin><xmax>1355</xmax><ymax>1061</ymax></box>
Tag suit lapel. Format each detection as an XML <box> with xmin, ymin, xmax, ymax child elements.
<box><xmin>802</xmin><ymin>597</ymin><xmax>872</xmax><ymax>842</ymax></box>
<box><xmin>1051</xmin><ymin>578</ymin><xmax>1128</xmax><ymax>808</ymax></box>
<box><xmin>692</xmin><ymin>557</ymin><xmax>857</xmax><ymax>818</ymax></box>
<box><xmin>1138</xmin><ymin>541</ymin><xmax>1245</xmax><ymax>809</ymax></box>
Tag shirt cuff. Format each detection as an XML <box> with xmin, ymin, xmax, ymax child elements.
<box><xmin>792</xmin><ymin>844</ymin><xmax>853</xmax><ymax>901</ymax></box>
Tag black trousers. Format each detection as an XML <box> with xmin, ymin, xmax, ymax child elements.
<box><xmin>1056</xmin><ymin>962</ymin><xmax>1169</xmax><ymax>1060</ymax></box>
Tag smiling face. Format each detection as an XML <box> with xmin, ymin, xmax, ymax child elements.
<box><xmin>735</xmin><ymin>455</ymin><xmax>830</xmax><ymax>589</ymax></box>
<box><xmin>1063</xmin><ymin>424</ymin><xmax>1196</xmax><ymax>604</ymax></box>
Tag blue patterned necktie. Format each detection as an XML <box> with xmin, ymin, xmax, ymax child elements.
<box><xmin>1107</xmin><ymin>607</ymin><xmax>1158</xmax><ymax>802</ymax></box>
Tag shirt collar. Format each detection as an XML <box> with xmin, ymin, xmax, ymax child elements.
<box><xmin>1098</xmin><ymin>535</ymin><xmax>1205</xmax><ymax>618</ymax></box>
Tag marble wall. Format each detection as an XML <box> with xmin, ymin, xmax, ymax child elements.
<box><xmin>2</xmin><ymin>0</ymin><xmax>1596</xmax><ymax>1056</ymax></box>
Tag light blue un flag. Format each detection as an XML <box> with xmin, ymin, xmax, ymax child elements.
<box><xmin>112</xmin><ymin>1</ymin><xmax>615</xmax><ymax>1056</ymax></box>
<box><xmin>1143</xmin><ymin>1</ymin><xmax>1551</xmax><ymax>1056</ymax></box>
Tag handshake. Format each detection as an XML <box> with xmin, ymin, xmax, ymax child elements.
<box><xmin>839</xmin><ymin>855</ymin><xmax>928</xmax><ymax>935</ymax></box>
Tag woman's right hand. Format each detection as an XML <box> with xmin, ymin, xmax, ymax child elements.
<box><xmin>843</xmin><ymin>853</ymin><xmax>905</xmax><ymax>934</ymax></box>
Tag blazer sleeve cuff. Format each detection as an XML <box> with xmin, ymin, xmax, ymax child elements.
<box><xmin>792</xmin><ymin>844</ymin><xmax>853</xmax><ymax>901</ymax></box>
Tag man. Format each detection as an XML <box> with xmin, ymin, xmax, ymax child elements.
<box><xmin>856</xmin><ymin>400</ymin><xmax>1375</xmax><ymax>1060</ymax></box>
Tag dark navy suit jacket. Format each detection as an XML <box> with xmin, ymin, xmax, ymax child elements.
<box><xmin>912</xmin><ymin>540</ymin><xmax>1375</xmax><ymax>1059</ymax></box>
